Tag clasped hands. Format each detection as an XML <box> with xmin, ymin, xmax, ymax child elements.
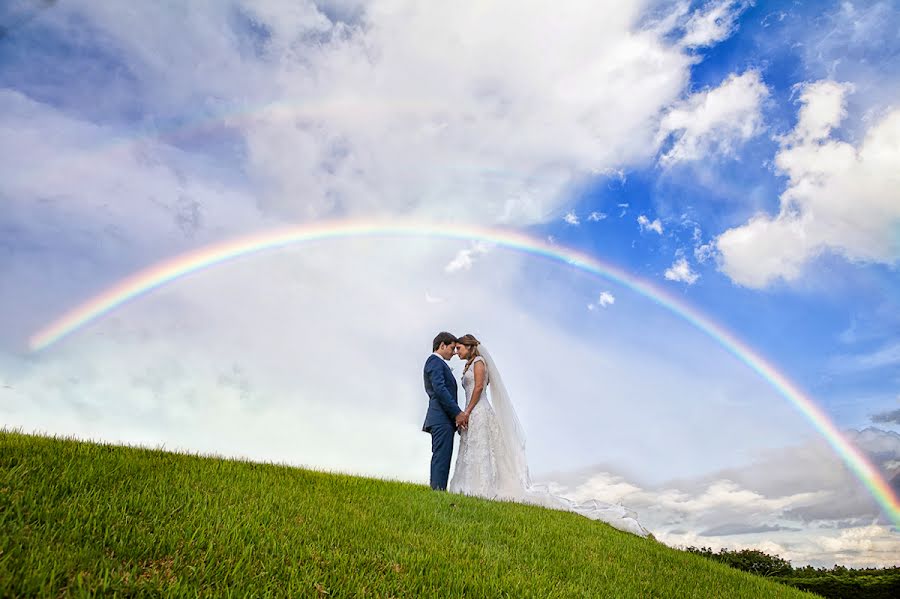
<box><xmin>455</xmin><ymin>411</ymin><xmax>470</xmax><ymax>431</ymax></box>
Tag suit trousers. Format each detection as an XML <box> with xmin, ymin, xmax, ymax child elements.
<box><xmin>429</xmin><ymin>422</ymin><xmax>455</xmax><ymax>490</ymax></box>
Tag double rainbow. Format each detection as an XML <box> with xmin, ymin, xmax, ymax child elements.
<box><xmin>27</xmin><ymin>219</ymin><xmax>900</xmax><ymax>527</ymax></box>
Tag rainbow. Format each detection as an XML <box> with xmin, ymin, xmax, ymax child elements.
<box><xmin>27</xmin><ymin>219</ymin><xmax>900</xmax><ymax>527</ymax></box>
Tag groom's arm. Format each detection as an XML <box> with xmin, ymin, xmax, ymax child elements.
<box><xmin>426</xmin><ymin>358</ymin><xmax>462</xmax><ymax>420</ymax></box>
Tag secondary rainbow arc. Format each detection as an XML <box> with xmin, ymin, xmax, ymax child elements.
<box><xmin>27</xmin><ymin>219</ymin><xmax>900</xmax><ymax>527</ymax></box>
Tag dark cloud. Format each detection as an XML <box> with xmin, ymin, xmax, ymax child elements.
<box><xmin>782</xmin><ymin>495</ymin><xmax>879</xmax><ymax>525</ymax></box>
<box><xmin>813</xmin><ymin>518</ymin><xmax>879</xmax><ymax>530</ymax></box>
<box><xmin>872</xmin><ymin>408</ymin><xmax>900</xmax><ymax>426</ymax></box>
<box><xmin>700</xmin><ymin>523</ymin><xmax>800</xmax><ymax>537</ymax></box>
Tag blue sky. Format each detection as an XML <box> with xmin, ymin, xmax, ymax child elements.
<box><xmin>535</xmin><ymin>0</ymin><xmax>900</xmax><ymax>428</ymax></box>
<box><xmin>1</xmin><ymin>0</ymin><xmax>899</xmax><ymax>566</ymax></box>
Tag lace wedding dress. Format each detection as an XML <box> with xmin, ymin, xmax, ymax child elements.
<box><xmin>448</xmin><ymin>348</ymin><xmax>649</xmax><ymax>537</ymax></box>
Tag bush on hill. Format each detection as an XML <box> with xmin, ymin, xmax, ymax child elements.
<box><xmin>685</xmin><ymin>546</ymin><xmax>900</xmax><ymax>599</ymax></box>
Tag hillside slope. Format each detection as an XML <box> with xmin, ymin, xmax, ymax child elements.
<box><xmin>0</xmin><ymin>431</ymin><xmax>816</xmax><ymax>597</ymax></box>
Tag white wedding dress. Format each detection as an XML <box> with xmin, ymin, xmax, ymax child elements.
<box><xmin>448</xmin><ymin>348</ymin><xmax>649</xmax><ymax>537</ymax></box>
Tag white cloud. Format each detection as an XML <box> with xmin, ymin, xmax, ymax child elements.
<box><xmin>716</xmin><ymin>80</ymin><xmax>900</xmax><ymax>288</ymax></box>
<box><xmin>588</xmin><ymin>291</ymin><xmax>616</xmax><ymax>311</ymax></box>
<box><xmin>563</xmin><ymin>211</ymin><xmax>580</xmax><ymax>225</ymax></box>
<box><xmin>665</xmin><ymin>258</ymin><xmax>700</xmax><ymax>284</ymax></box>
<box><xmin>444</xmin><ymin>242</ymin><xmax>492</xmax><ymax>273</ymax></box>
<box><xmin>588</xmin><ymin>211</ymin><xmax>608</xmax><ymax>222</ymax></box>
<box><xmin>680</xmin><ymin>1</ymin><xmax>750</xmax><ymax>48</ymax></box>
<box><xmin>694</xmin><ymin>242</ymin><xmax>716</xmax><ymax>264</ymax></box>
<box><xmin>657</xmin><ymin>70</ymin><xmax>769</xmax><ymax>165</ymax></box>
<box><xmin>788</xmin><ymin>80</ymin><xmax>854</xmax><ymax>143</ymax></box>
<box><xmin>811</xmin><ymin>525</ymin><xmax>900</xmax><ymax>563</ymax></box>
<box><xmin>229</xmin><ymin>0</ymin><xmax>702</xmax><ymax>224</ymax></box>
<box><xmin>0</xmin><ymin>1</ymin><xmax>711</xmax><ymax>228</ymax></box>
<box><xmin>790</xmin><ymin>1</ymin><xmax>900</xmax><ymax>133</ymax></box>
<box><xmin>638</xmin><ymin>214</ymin><xmax>664</xmax><ymax>234</ymax></box>
<box><xmin>591</xmin><ymin>167</ymin><xmax>627</xmax><ymax>185</ymax></box>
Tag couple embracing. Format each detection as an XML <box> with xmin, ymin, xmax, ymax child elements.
<box><xmin>422</xmin><ymin>331</ymin><xmax>650</xmax><ymax>537</ymax></box>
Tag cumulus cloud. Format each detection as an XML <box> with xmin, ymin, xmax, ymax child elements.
<box><xmin>680</xmin><ymin>1</ymin><xmax>750</xmax><ymax>48</ymax></box>
<box><xmin>544</xmin><ymin>427</ymin><xmax>900</xmax><ymax>567</ymax></box>
<box><xmin>789</xmin><ymin>80</ymin><xmax>855</xmax><ymax>143</ymax></box>
<box><xmin>665</xmin><ymin>258</ymin><xmax>700</xmax><ymax>284</ymax></box>
<box><xmin>598</xmin><ymin>291</ymin><xmax>616</xmax><ymax>307</ymax></box>
<box><xmin>587</xmin><ymin>291</ymin><xmax>616</xmax><ymax>311</ymax></box>
<box><xmin>638</xmin><ymin>214</ymin><xmax>663</xmax><ymax>234</ymax></box>
<box><xmin>445</xmin><ymin>242</ymin><xmax>492</xmax><ymax>273</ymax></box>
<box><xmin>716</xmin><ymin>80</ymin><xmax>900</xmax><ymax>288</ymax></box>
<box><xmin>656</xmin><ymin>70</ymin><xmax>769</xmax><ymax>165</ymax></box>
<box><xmin>694</xmin><ymin>242</ymin><xmax>715</xmax><ymax>264</ymax></box>
<box><xmin>233</xmin><ymin>0</ymin><xmax>702</xmax><ymax>224</ymax></box>
<box><xmin>590</xmin><ymin>167</ymin><xmax>627</xmax><ymax>185</ymax></box>
<box><xmin>0</xmin><ymin>1</ymin><xmax>711</xmax><ymax>229</ymax></box>
<box><xmin>790</xmin><ymin>0</ymin><xmax>900</xmax><ymax>128</ymax></box>
<box><xmin>588</xmin><ymin>211</ymin><xmax>608</xmax><ymax>222</ymax></box>
<box><xmin>563</xmin><ymin>211</ymin><xmax>580</xmax><ymax>225</ymax></box>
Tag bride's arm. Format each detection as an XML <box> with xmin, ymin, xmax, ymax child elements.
<box><xmin>464</xmin><ymin>360</ymin><xmax>487</xmax><ymax>416</ymax></box>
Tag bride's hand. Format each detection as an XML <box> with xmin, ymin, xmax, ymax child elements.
<box><xmin>455</xmin><ymin>412</ymin><xmax>469</xmax><ymax>430</ymax></box>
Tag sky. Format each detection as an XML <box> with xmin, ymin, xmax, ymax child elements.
<box><xmin>0</xmin><ymin>0</ymin><xmax>898</xmax><ymax>567</ymax></box>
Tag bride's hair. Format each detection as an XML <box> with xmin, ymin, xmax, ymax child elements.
<box><xmin>458</xmin><ymin>334</ymin><xmax>481</xmax><ymax>375</ymax></box>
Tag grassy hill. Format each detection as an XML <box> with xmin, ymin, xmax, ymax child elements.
<box><xmin>0</xmin><ymin>430</ymin><xmax>816</xmax><ymax>597</ymax></box>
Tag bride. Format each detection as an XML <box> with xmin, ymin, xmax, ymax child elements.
<box><xmin>448</xmin><ymin>334</ymin><xmax>650</xmax><ymax>537</ymax></box>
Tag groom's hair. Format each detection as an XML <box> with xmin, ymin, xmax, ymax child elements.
<box><xmin>432</xmin><ymin>332</ymin><xmax>458</xmax><ymax>351</ymax></box>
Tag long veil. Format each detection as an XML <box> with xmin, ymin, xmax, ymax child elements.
<box><xmin>479</xmin><ymin>344</ymin><xmax>650</xmax><ymax>537</ymax></box>
<box><xmin>477</xmin><ymin>345</ymin><xmax>530</xmax><ymax>493</ymax></box>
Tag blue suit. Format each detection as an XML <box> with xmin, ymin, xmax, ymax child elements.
<box><xmin>423</xmin><ymin>354</ymin><xmax>462</xmax><ymax>490</ymax></box>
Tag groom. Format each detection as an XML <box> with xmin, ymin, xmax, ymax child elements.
<box><xmin>423</xmin><ymin>332</ymin><xmax>469</xmax><ymax>490</ymax></box>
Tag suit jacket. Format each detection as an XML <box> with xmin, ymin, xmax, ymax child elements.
<box><xmin>422</xmin><ymin>354</ymin><xmax>461</xmax><ymax>432</ymax></box>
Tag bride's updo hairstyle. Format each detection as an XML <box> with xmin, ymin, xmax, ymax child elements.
<box><xmin>458</xmin><ymin>334</ymin><xmax>481</xmax><ymax>375</ymax></box>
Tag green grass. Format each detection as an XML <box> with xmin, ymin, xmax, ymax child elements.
<box><xmin>0</xmin><ymin>430</ymin><xmax>817</xmax><ymax>598</ymax></box>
